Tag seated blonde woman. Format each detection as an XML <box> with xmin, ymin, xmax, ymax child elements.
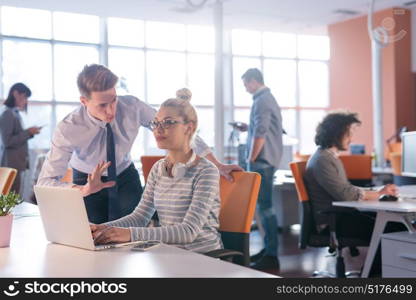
<box><xmin>90</xmin><ymin>89</ymin><xmax>222</xmax><ymax>253</ymax></box>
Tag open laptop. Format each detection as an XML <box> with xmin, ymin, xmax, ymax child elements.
<box><xmin>34</xmin><ymin>185</ymin><xmax>140</xmax><ymax>251</ymax></box>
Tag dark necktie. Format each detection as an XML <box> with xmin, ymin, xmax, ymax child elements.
<box><xmin>106</xmin><ymin>123</ymin><xmax>120</xmax><ymax>220</ymax></box>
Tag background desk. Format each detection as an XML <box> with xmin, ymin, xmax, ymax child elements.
<box><xmin>273</xmin><ymin>170</ymin><xmax>299</xmax><ymax>229</ymax></box>
<box><xmin>0</xmin><ymin>203</ymin><xmax>277</xmax><ymax>278</ymax></box>
<box><xmin>333</xmin><ymin>188</ymin><xmax>416</xmax><ymax>278</ymax></box>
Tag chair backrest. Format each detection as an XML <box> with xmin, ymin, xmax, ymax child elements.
<box><xmin>0</xmin><ymin>167</ymin><xmax>17</xmax><ymax>195</ymax></box>
<box><xmin>387</xmin><ymin>142</ymin><xmax>402</xmax><ymax>159</ymax></box>
<box><xmin>219</xmin><ymin>171</ymin><xmax>261</xmax><ymax>233</ymax></box>
<box><xmin>289</xmin><ymin>161</ymin><xmax>309</xmax><ymax>202</ymax></box>
<box><xmin>140</xmin><ymin>156</ymin><xmax>164</xmax><ymax>183</ymax></box>
<box><xmin>290</xmin><ymin>161</ymin><xmax>321</xmax><ymax>249</ymax></box>
<box><xmin>218</xmin><ymin>171</ymin><xmax>261</xmax><ymax>266</ymax></box>
<box><xmin>390</xmin><ymin>152</ymin><xmax>402</xmax><ymax>176</ymax></box>
<box><xmin>338</xmin><ymin>155</ymin><xmax>372</xmax><ymax>180</ymax></box>
<box><xmin>61</xmin><ymin>169</ymin><xmax>73</xmax><ymax>183</ymax></box>
<box><xmin>293</xmin><ymin>152</ymin><xmax>311</xmax><ymax>162</ymax></box>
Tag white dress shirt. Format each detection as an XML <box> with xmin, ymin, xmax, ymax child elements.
<box><xmin>37</xmin><ymin>95</ymin><xmax>211</xmax><ymax>187</ymax></box>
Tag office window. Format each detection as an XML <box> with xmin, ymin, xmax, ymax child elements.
<box><xmin>281</xmin><ymin>109</ymin><xmax>297</xmax><ymax>138</ymax></box>
<box><xmin>0</xmin><ymin>6</ymin><xmax>52</xmax><ymax>39</ymax></box>
<box><xmin>2</xmin><ymin>39</ymin><xmax>53</xmax><ymax>100</ymax></box>
<box><xmin>145</xmin><ymin>21</ymin><xmax>186</xmax><ymax>51</ymax></box>
<box><xmin>54</xmin><ymin>44</ymin><xmax>99</xmax><ymax>101</ymax></box>
<box><xmin>196</xmin><ymin>108</ymin><xmax>215</xmax><ymax>147</ymax></box>
<box><xmin>56</xmin><ymin>104</ymin><xmax>80</xmax><ymax>123</ymax></box>
<box><xmin>108</xmin><ymin>48</ymin><xmax>145</xmax><ymax>100</ymax></box>
<box><xmin>20</xmin><ymin>105</ymin><xmax>52</xmax><ymax>149</ymax></box>
<box><xmin>233</xmin><ymin>108</ymin><xmax>250</xmax><ymax>144</ymax></box>
<box><xmin>187</xmin><ymin>25</ymin><xmax>214</xmax><ymax>53</ymax></box>
<box><xmin>145</xmin><ymin>124</ymin><xmax>160</xmax><ymax>154</ymax></box>
<box><xmin>232</xmin><ymin>57</ymin><xmax>261</xmax><ymax>107</ymax></box>
<box><xmin>262</xmin><ymin>32</ymin><xmax>296</xmax><ymax>58</ymax></box>
<box><xmin>187</xmin><ymin>54</ymin><xmax>214</xmax><ymax>106</ymax></box>
<box><xmin>231</xmin><ymin>29</ymin><xmax>262</xmax><ymax>56</ymax></box>
<box><xmin>298</xmin><ymin>61</ymin><xmax>329</xmax><ymax>107</ymax></box>
<box><xmin>234</xmin><ymin>108</ymin><xmax>250</xmax><ymax>124</ymax></box>
<box><xmin>53</xmin><ymin>12</ymin><xmax>99</xmax><ymax>43</ymax></box>
<box><xmin>300</xmin><ymin>110</ymin><xmax>326</xmax><ymax>154</ymax></box>
<box><xmin>146</xmin><ymin>51</ymin><xmax>186</xmax><ymax>105</ymax></box>
<box><xmin>297</xmin><ymin>35</ymin><xmax>330</xmax><ymax>60</ymax></box>
<box><xmin>131</xmin><ymin>130</ymin><xmax>146</xmax><ymax>161</ymax></box>
<box><xmin>263</xmin><ymin>59</ymin><xmax>297</xmax><ymax>107</ymax></box>
<box><xmin>107</xmin><ymin>17</ymin><xmax>144</xmax><ymax>47</ymax></box>
<box><xmin>232</xmin><ymin>30</ymin><xmax>329</xmax><ymax>155</ymax></box>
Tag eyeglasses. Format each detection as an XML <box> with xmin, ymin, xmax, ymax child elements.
<box><xmin>149</xmin><ymin>119</ymin><xmax>188</xmax><ymax>131</ymax></box>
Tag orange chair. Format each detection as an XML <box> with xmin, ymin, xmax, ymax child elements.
<box><xmin>338</xmin><ymin>155</ymin><xmax>372</xmax><ymax>180</ymax></box>
<box><xmin>290</xmin><ymin>161</ymin><xmax>368</xmax><ymax>277</ymax></box>
<box><xmin>389</xmin><ymin>152</ymin><xmax>416</xmax><ymax>186</ymax></box>
<box><xmin>140</xmin><ymin>156</ymin><xmax>164</xmax><ymax>183</ymax></box>
<box><xmin>205</xmin><ymin>171</ymin><xmax>261</xmax><ymax>266</ymax></box>
<box><xmin>294</xmin><ymin>152</ymin><xmax>311</xmax><ymax>162</ymax></box>
<box><xmin>387</xmin><ymin>142</ymin><xmax>402</xmax><ymax>160</ymax></box>
<box><xmin>0</xmin><ymin>167</ymin><xmax>17</xmax><ymax>195</ymax></box>
<box><xmin>390</xmin><ymin>152</ymin><xmax>402</xmax><ymax>176</ymax></box>
<box><xmin>61</xmin><ymin>169</ymin><xmax>73</xmax><ymax>183</ymax></box>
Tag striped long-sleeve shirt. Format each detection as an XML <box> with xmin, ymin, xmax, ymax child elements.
<box><xmin>104</xmin><ymin>157</ymin><xmax>223</xmax><ymax>253</ymax></box>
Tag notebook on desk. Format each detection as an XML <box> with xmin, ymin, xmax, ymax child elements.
<box><xmin>34</xmin><ymin>186</ymin><xmax>140</xmax><ymax>251</ymax></box>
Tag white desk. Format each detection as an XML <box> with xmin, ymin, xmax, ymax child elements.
<box><xmin>0</xmin><ymin>203</ymin><xmax>276</xmax><ymax>278</ymax></box>
<box><xmin>333</xmin><ymin>186</ymin><xmax>416</xmax><ymax>278</ymax></box>
<box><xmin>372</xmin><ymin>167</ymin><xmax>394</xmax><ymax>175</ymax></box>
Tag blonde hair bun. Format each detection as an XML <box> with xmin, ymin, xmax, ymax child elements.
<box><xmin>176</xmin><ymin>88</ymin><xmax>192</xmax><ymax>102</ymax></box>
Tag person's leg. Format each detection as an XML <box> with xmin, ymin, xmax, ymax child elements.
<box><xmin>72</xmin><ymin>168</ymin><xmax>108</xmax><ymax>224</ymax></box>
<box><xmin>116</xmin><ymin>164</ymin><xmax>143</xmax><ymax>217</ymax></box>
<box><xmin>256</xmin><ymin>166</ymin><xmax>278</xmax><ymax>258</ymax></box>
<box><xmin>335</xmin><ymin>211</ymin><xmax>375</xmax><ymax>241</ymax></box>
<box><xmin>334</xmin><ymin>212</ymin><xmax>407</xmax><ymax>277</ymax></box>
<box><xmin>248</xmin><ymin>163</ymin><xmax>279</xmax><ymax>270</ymax></box>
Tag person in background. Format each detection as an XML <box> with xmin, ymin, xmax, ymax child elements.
<box><xmin>241</xmin><ymin>68</ymin><xmax>284</xmax><ymax>270</ymax></box>
<box><xmin>304</xmin><ymin>111</ymin><xmax>398</xmax><ymax>241</ymax></box>
<box><xmin>0</xmin><ymin>83</ymin><xmax>41</xmax><ymax>194</ymax></box>
<box><xmin>37</xmin><ymin>64</ymin><xmax>241</xmax><ymax>224</ymax></box>
<box><xmin>304</xmin><ymin>111</ymin><xmax>408</xmax><ymax>275</ymax></box>
<box><xmin>90</xmin><ymin>90</ymin><xmax>223</xmax><ymax>253</ymax></box>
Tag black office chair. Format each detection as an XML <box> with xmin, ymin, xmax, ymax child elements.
<box><xmin>290</xmin><ymin>161</ymin><xmax>369</xmax><ymax>277</ymax></box>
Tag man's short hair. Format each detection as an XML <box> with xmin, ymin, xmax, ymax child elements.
<box><xmin>315</xmin><ymin>111</ymin><xmax>361</xmax><ymax>149</ymax></box>
<box><xmin>241</xmin><ymin>68</ymin><xmax>264</xmax><ymax>84</ymax></box>
<box><xmin>77</xmin><ymin>64</ymin><xmax>118</xmax><ymax>98</ymax></box>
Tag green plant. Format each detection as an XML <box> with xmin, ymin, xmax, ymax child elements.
<box><xmin>0</xmin><ymin>191</ymin><xmax>23</xmax><ymax>216</ymax></box>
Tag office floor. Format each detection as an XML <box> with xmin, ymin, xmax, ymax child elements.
<box><xmin>249</xmin><ymin>227</ymin><xmax>367</xmax><ymax>278</ymax></box>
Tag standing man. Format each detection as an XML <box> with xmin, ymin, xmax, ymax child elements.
<box><xmin>241</xmin><ymin>68</ymin><xmax>283</xmax><ymax>270</ymax></box>
<box><xmin>38</xmin><ymin>64</ymin><xmax>241</xmax><ymax>224</ymax></box>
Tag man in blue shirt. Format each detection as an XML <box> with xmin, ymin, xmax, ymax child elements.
<box><xmin>241</xmin><ymin>68</ymin><xmax>283</xmax><ymax>271</ymax></box>
<box><xmin>38</xmin><ymin>64</ymin><xmax>241</xmax><ymax>223</ymax></box>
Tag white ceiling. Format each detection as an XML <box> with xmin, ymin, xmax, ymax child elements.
<box><xmin>0</xmin><ymin>0</ymin><xmax>414</xmax><ymax>34</ymax></box>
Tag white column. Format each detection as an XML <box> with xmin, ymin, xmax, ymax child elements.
<box><xmin>371</xmin><ymin>40</ymin><xmax>385</xmax><ymax>168</ymax></box>
<box><xmin>214</xmin><ymin>0</ymin><xmax>224</xmax><ymax>160</ymax></box>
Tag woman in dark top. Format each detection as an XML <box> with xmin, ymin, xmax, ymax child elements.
<box><xmin>0</xmin><ymin>83</ymin><xmax>41</xmax><ymax>194</ymax></box>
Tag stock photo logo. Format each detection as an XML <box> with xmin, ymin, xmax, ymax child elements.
<box><xmin>374</xmin><ymin>8</ymin><xmax>407</xmax><ymax>44</ymax></box>
<box><xmin>3</xmin><ymin>281</ymin><xmax>20</xmax><ymax>297</ymax></box>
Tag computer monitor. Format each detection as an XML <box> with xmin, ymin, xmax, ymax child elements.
<box><xmin>401</xmin><ymin>131</ymin><xmax>416</xmax><ymax>177</ymax></box>
<box><xmin>350</xmin><ymin>144</ymin><xmax>365</xmax><ymax>155</ymax></box>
